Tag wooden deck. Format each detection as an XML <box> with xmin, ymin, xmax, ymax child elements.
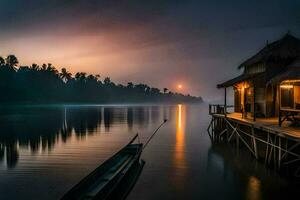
<box><xmin>209</xmin><ymin>106</ymin><xmax>300</xmax><ymax>170</ymax></box>
<box><xmin>212</xmin><ymin>112</ymin><xmax>300</xmax><ymax>141</ymax></box>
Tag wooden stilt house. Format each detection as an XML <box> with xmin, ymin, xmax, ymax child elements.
<box><xmin>217</xmin><ymin>33</ymin><xmax>300</xmax><ymax>123</ymax></box>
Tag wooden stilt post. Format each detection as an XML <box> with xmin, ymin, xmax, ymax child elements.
<box><xmin>265</xmin><ymin>132</ymin><xmax>270</xmax><ymax>164</ymax></box>
<box><xmin>236</xmin><ymin>122</ymin><xmax>239</xmax><ymax>154</ymax></box>
<box><xmin>273</xmin><ymin>136</ymin><xmax>277</xmax><ymax>166</ymax></box>
<box><xmin>226</xmin><ymin>122</ymin><xmax>229</xmax><ymax>142</ymax></box>
<box><xmin>212</xmin><ymin>117</ymin><xmax>215</xmax><ymax>141</ymax></box>
<box><xmin>252</xmin><ymin>126</ymin><xmax>258</xmax><ymax>159</ymax></box>
<box><xmin>224</xmin><ymin>87</ymin><xmax>227</xmax><ymax>117</ymax></box>
<box><xmin>278</xmin><ymin>85</ymin><xmax>282</xmax><ymax>126</ymax></box>
<box><xmin>253</xmin><ymin>86</ymin><xmax>256</xmax><ymax>121</ymax></box>
<box><xmin>278</xmin><ymin>137</ymin><xmax>282</xmax><ymax>169</ymax></box>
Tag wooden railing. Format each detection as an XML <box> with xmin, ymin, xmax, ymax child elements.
<box><xmin>209</xmin><ymin>104</ymin><xmax>234</xmax><ymax>115</ymax></box>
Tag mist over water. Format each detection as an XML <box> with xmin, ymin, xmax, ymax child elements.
<box><xmin>0</xmin><ymin>104</ymin><xmax>297</xmax><ymax>200</ymax></box>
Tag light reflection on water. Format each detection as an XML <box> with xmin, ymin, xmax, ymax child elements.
<box><xmin>246</xmin><ymin>176</ymin><xmax>262</xmax><ymax>200</ymax></box>
<box><xmin>0</xmin><ymin>104</ymin><xmax>298</xmax><ymax>200</ymax></box>
<box><xmin>175</xmin><ymin>104</ymin><xmax>185</xmax><ymax>166</ymax></box>
<box><xmin>173</xmin><ymin>104</ymin><xmax>187</xmax><ymax>188</ymax></box>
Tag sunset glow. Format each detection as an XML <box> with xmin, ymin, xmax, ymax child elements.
<box><xmin>0</xmin><ymin>1</ymin><xmax>299</xmax><ymax>199</ymax></box>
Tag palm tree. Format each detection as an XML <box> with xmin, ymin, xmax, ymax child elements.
<box><xmin>75</xmin><ymin>72</ymin><xmax>81</xmax><ymax>80</ymax></box>
<box><xmin>75</xmin><ymin>72</ymin><xmax>87</xmax><ymax>82</ymax></box>
<box><xmin>135</xmin><ymin>84</ymin><xmax>148</xmax><ymax>93</ymax></box>
<box><xmin>59</xmin><ymin>68</ymin><xmax>72</xmax><ymax>83</ymax></box>
<box><xmin>127</xmin><ymin>82</ymin><xmax>134</xmax><ymax>89</ymax></box>
<box><xmin>31</xmin><ymin>63</ymin><xmax>40</xmax><ymax>71</ymax></box>
<box><xmin>104</xmin><ymin>77</ymin><xmax>111</xmax><ymax>85</ymax></box>
<box><xmin>87</xmin><ymin>74</ymin><xmax>98</xmax><ymax>84</ymax></box>
<box><xmin>0</xmin><ymin>56</ymin><xmax>5</xmax><ymax>67</ymax></box>
<box><xmin>163</xmin><ymin>88</ymin><xmax>168</xmax><ymax>94</ymax></box>
<box><xmin>150</xmin><ymin>87</ymin><xmax>160</xmax><ymax>95</ymax></box>
<box><xmin>41</xmin><ymin>64</ymin><xmax>47</xmax><ymax>71</ymax></box>
<box><xmin>6</xmin><ymin>55</ymin><xmax>19</xmax><ymax>70</ymax></box>
<box><xmin>79</xmin><ymin>72</ymin><xmax>87</xmax><ymax>81</ymax></box>
<box><xmin>46</xmin><ymin>63</ymin><xmax>57</xmax><ymax>73</ymax></box>
<box><xmin>95</xmin><ymin>74</ymin><xmax>100</xmax><ymax>81</ymax></box>
<box><xmin>46</xmin><ymin>63</ymin><xmax>53</xmax><ymax>71</ymax></box>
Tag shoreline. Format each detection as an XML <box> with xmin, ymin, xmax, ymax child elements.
<box><xmin>0</xmin><ymin>101</ymin><xmax>203</xmax><ymax>108</ymax></box>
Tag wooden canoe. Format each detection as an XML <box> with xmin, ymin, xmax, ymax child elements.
<box><xmin>61</xmin><ymin>134</ymin><xmax>144</xmax><ymax>200</ymax></box>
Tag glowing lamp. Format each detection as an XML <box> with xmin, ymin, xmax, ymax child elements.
<box><xmin>280</xmin><ymin>85</ymin><xmax>293</xmax><ymax>89</ymax></box>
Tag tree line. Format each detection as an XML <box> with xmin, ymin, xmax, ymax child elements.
<box><xmin>0</xmin><ymin>55</ymin><xmax>202</xmax><ymax>104</ymax></box>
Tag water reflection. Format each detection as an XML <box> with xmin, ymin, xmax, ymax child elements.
<box><xmin>0</xmin><ymin>105</ymin><xmax>297</xmax><ymax>200</ymax></box>
<box><xmin>0</xmin><ymin>144</ymin><xmax>4</xmax><ymax>162</ymax></box>
<box><xmin>246</xmin><ymin>176</ymin><xmax>261</xmax><ymax>200</ymax></box>
<box><xmin>175</xmin><ymin>104</ymin><xmax>186</xmax><ymax>166</ymax></box>
<box><xmin>127</xmin><ymin>108</ymin><xmax>133</xmax><ymax>131</ymax></box>
<box><xmin>103</xmin><ymin>107</ymin><xmax>112</xmax><ymax>131</ymax></box>
<box><xmin>0</xmin><ymin>106</ymin><xmax>157</xmax><ymax>169</ymax></box>
<box><xmin>6</xmin><ymin>142</ymin><xmax>19</xmax><ymax>168</ymax></box>
<box><xmin>206</xmin><ymin>143</ymin><xmax>289</xmax><ymax>200</ymax></box>
<box><xmin>173</xmin><ymin>104</ymin><xmax>187</xmax><ymax>189</ymax></box>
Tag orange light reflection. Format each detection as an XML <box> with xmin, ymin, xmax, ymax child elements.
<box><xmin>246</xmin><ymin>176</ymin><xmax>262</xmax><ymax>200</ymax></box>
<box><xmin>174</xmin><ymin>104</ymin><xmax>186</xmax><ymax>175</ymax></box>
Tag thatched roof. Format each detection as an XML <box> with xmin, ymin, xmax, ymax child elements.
<box><xmin>268</xmin><ymin>57</ymin><xmax>300</xmax><ymax>84</ymax></box>
<box><xmin>217</xmin><ymin>72</ymin><xmax>266</xmax><ymax>88</ymax></box>
<box><xmin>238</xmin><ymin>33</ymin><xmax>300</xmax><ymax>69</ymax></box>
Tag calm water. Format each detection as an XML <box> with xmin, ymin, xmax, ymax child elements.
<box><xmin>0</xmin><ymin>104</ymin><xmax>298</xmax><ymax>200</ymax></box>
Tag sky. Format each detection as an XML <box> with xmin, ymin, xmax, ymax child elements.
<box><xmin>0</xmin><ymin>0</ymin><xmax>300</xmax><ymax>101</ymax></box>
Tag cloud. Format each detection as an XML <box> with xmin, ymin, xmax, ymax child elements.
<box><xmin>1</xmin><ymin>0</ymin><xmax>300</xmax><ymax>99</ymax></box>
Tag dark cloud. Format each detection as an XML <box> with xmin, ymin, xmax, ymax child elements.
<box><xmin>1</xmin><ymin>0</ymin><xmax>300</xmax><ymax>100</ymax></box>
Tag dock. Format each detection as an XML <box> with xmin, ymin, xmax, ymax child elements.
<box><xmin>208</xmin><ymin>104</ymin><xmax>300</xmax><ymax>174</ymax></box>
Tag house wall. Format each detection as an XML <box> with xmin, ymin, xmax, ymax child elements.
<box><xmin>234</xmin><ymin>88</ymin><xmax>241</xmax><ymax>112</ymax></box>
<box><xmin>255</xmin><ymin>87</ymin><xmax>266</xmax><ymax>117</ymax></box>
<box><xmin>281</xmin><ymin>87</ymin><xmax>294</xmax><ymax>108</ymax></box>
<box><xmin>241</xmin><ymin>87</ymin><xmax>245</xmax><ymax>111</ymax></box>
<box><xmin>294</xmin><ymin>86</ymin><xmax>300</xmax><ymax>108</ymax></box>
<box><xmin>244</xmin><ymin>87</ymin><xmax>253</xmax><ymax>112</ymax></box>
<box><xmin>233</xmin><ymin>84</ymin><xmax>276</xmax><ymax>117</ymax></box>
<box><xmin>230</xmin><ymin>60</ymin><xmax>295</xmax><ymax>118</ymax></box>
<box><xmin>275</xmin><ymin>85</ymin><xmax>280</xmax><ymax>117</ymax></box>
<box><xmin>244</xmin><ymin>61</ymin><xmax>289</xmax><ymax>118</ymax></box>
<box><xmin>233</xmin><ymin>83</ymin><xmax>248</xmax><ymax>113</ymax></box>
<box><xmin>266</xmin><ymin>85</ymin><xmax>275</xmax><ymax>117</ymax></box>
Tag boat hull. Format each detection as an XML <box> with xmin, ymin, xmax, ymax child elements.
<box><xmin>61</xmin><ymin>142</ymin><xmax>143</xmax><ymax>200</ymax></box>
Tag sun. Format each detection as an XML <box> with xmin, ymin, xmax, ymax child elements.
<box><xmin>177</xmin><ymin>84</ymin><xmax>183</xmax><ymax>89</ymax></box>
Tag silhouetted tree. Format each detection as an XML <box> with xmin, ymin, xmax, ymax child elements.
<box><xmin>135</xmin><ymin>84</ymin><xmax>147</xmax><ymax>93</ymax></box>
<box><xmin>163</xmin><ymin>88</ymin><xmax>168</xmax><ymax>94</ymax></box>
<box><xmin>0</xmin><ymin>55</ymin><xmax>203</xmax><ymax>104</ymax></box>
<box><xmin>46</xmin><ymin>63</ymin><xmax>58</xmax><ymax>75</ymax></box>
<box><xmin>127</xmin><ymin>82</ymin><xmax>134</xmax><ymax>89</ymax></box>
<box><xmin>75</xmin><ymin>72</ymin><xmax>87</xmax><ymax>82</ymax></box>
<box><xmin>95</xmin><ymin>74</ymin><xmax>101</xmax><ymax>82</ymax></box>
<box><xmin>31</xmin><ymin>63</ymin><xmax>40</xmax><ymax>71</ymax></box>
<box><xmin>0</xmin><ymin>56</ymin><xmax>5</xmax><ymax>66</ymax></box>
<box><xmin>104</xmin><ymin>77</ymin><xmax>111</xmax><ymax>85</ymax></box>
<box><xmin>6</xmin><ymin>55</ymin><xmax>19</xmax><ymax>70</ymax></box>
<box><xmin>87</xmin><ymin>74</ymin><xmax>97</xmax><ymax>82</ymax></box>
<box><xmin>60</xmin><ymin>68</ymin><xmax>72</xmax><ymax>83</ymax></box>
<box><xmin>151</xmin><ymin>87</ymin><xmax>160</xmax><ymax>95</ymax></box>
<box><xmin>41</xmin><ymin>63</ymin><xmax>47</xmax><ymax>71</ymax></box>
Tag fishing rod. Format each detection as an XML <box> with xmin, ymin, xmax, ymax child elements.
<box><xmin>142</xmin><ymin>119</ymin><xmax>168</xmax><ymax>150</ymax></box>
